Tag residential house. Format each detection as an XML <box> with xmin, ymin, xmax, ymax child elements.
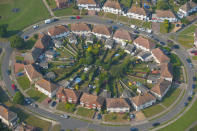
<box><xmin>14</xmin><ymin>63</ymin><xmax>24</xmax><ymax>74</ymax></box>
<box><xmin>147</xmin><ymin>74</ymin><xmax>160</xmax><ymax>84</ymax></box>
<box><xmin>151</xmin><ymin>79</ymin><xmax>172</xmax><ymax>100</ymax></box>
<box><xmin>77</xmin><ymin>0</ymin><xmax>100</xmax><ymax>12</ymax></box>
<box><xmin>124</xmin><ymin>44</ymin><xmax>135</xmax><ymax>54</ymax></box>
<box><xmin>137</xmin><ymin>52</ymin><xmax>152</xmax><ymax>62</ymax></box>
<box><xmin>0</xmin><ymin>105</ymin><xmax>18</xmax><ymax>127</ymax></box>
<box><xmin>147</xmin><ymin>63</ymin><xmax>159</xmax><ymax>71</ymax></box>
<box><xmin>113</xmin><ymin>29</ymin><xmax>133</xmax><ymax>46</ymax></box>
<box><xmin>151</xmin><ymin>48</ymin><xmax>170</xmax><ymax>64</ymax></box>
<box><xmin>34</xmin><ymin>33</ymin><xmax>51</xmax><ymax>50</ymax></box>
<box><xmin>152</xmin><ymin>10</ymin><xmax>177</xmax><ymax>23</ymax></box>
<box><xmin>45</xmin><ymin>72</ymin><xmax>56</xmax><ymax>80</ymax></box>
<box><xmin>48</xmin><ymin>25</ymin><xmax>70</xmax><ymax>39</ymax></box>
<box><xmin>55</xmin><ymin>0</ymin><xmax>69</xmax><ymax>8</ymax></box>
<box><xmin>80</xmin><ymin>93</ymin><xmax>104</xmax><ymax>110</ymax></box>
<box><xmin>160</xmin><ymin>63</ymin><xmax>173</xmax><ymax>82</ymax></box>
<box><xmin>127</xmin><ymin>6</ymin><xmax>149</xmax><ymax>21</ymax></box>
<box><xmin>68</xmin><ymin>33</ymin><xmax>78</xmax><ymax>44</ymax></box>
<box><xmin>177</xmin><ymin>0</ymin><xmax>197</xmax><ymax>18</ymax></box>
<box><xmin>133</xmin><ymin>36</ymin><xmax>155</xmax><ymax>52</ymax></box>
<box><xmin>56</xmin><ymin>87</ymin><xmax>81</xmax><ymax>104</ymax></box>
<box><xmin>92</xmin><ymin>24</ymin><xmax>111</xmax><ymax>38</ymax></box>
<box><xmin>106</xmin><ymin>98</ymin><xmax>130</xmax><ymax>113</ymax></box>
<box><xmin>35</xmin><ymin>78</ymin><xmax>59</xmax><ymax>98</ymax></box>
<box><xmin>58</xmin><ymin>80</ymin><xmax>70</xmax><ymax>88</ymax></box>
<box><xmin>102</xmin><ymin>0</ymin><xmax>122</xmax><ymax>15</ymax></box>
<box><xmin>24</xmin><ymin>64</ymin><xmax>42</xmax><ymax>83</ymax></box>
<box><xmin>105</xmin><ymin>39</ymin><xmax>115</xmax><ymax>49</ymax></box>
<box><xmin>194</xmin><ymin>29</ymin><xmax>197</xmax><ymax>47</ymax></box>
<box><xmin>24</xmin><ymin>47</ymin><xmax>42</xmax><ymax>64</ymax></box>
<box><xmin>131</xmin><ymin>92</ymin><xmax>156</xmax><ymax>111</ymax></box>
<box><xmin>71</xmin><ymin>22</ymin><xmax>91</xmax><ymax>35</ymax></box>
<box><xmin>85</xmin><ymin>34</ymin><xmax>94</xmax><ymax>44</ymax></box>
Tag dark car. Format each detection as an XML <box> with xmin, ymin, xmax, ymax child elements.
<box><xmin>6</xmin><ymin>70</ymin><xmax>11</xmax><ymax>75</ymax></box>
<box><xmin>188</xmin><ymin>96</ymin><xmax>192</xmax><ymax>101</ymax></box>
<box><xmin>152</xmin><ymin>122</ymin><xmax>160</xmax><ymax>127</ymax></box>
<box><xmin>186</xmin><ymin>58</ymin><xmax>191</xmax><ymax>63</ymax></box>
<box><xmin>160</xmin><ymin>41</ymin><xmax>166</xmax><ymax>45</ymax></box>
<box><xmin>192</xmin><ymin>84</ymin><xmax>196</xmax><ymax>89</ymax></box>
<box><xmin>184</xmin><ymin>102</ymin><xmax>188</xmax><ymax>107</ymax></box>
<box><xmin>134</xmin><ymin>30</ymin><xmax>139</xmax><ymax>34</ymax></box>
<box><xmin>130</xmin><ymin>127</ymin><xmax>138</xmax><ymax>131</ymax></box>
<box><xmin>70</xmin><ymin>16</ymin><xmax>76</xmax><ymax>19</ymax></box>
<box><xmin>193</xmin><ymin>77</ymin><xmax>196</xmax><ymax>81</ymax></box>
<box><xmin>24</xmin><ymin>35</ymin><xmax>29</xmax><ymax>39</ymax></box>
<box><xmin>107</xmin><ymin>20</ymin><xmax>113</xmax><ymax>23</ymax></box>
<box><xmin>173</xmin><ymin>45</ymin><xmax>179</xmax><ymax>49</ymax></box>
<box><xmin>51</xmin><ymin>101</ymin><xmax>57</xmax><ymax>107</ymax></box>
<box><xmin>97</xmin><ymin>113</ymin><xmax>102</xmax><ymax>120</ymax></box>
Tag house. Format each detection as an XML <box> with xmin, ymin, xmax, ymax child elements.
<box><xmin>45</xmin><ymin>50</ymin><xmax>56</xmax><ymax>59</ymax></box>
<box><xmin>14</xmin><ymin>63</ymin><xmax>24</xmax><ymax>74</ymax></box>
<box><xmin>177</xmin><ymin>0</ymin><xmax>197</xmax><ymax>18</ymax></box>
<box><xmin>92</xmin><ymin>24</ymin><xmax>112</xmax><ymax>38</ymax></box>
<box><xmin>131</xmin><ymin>92</ymin><xmax>156</xmax><ymax>111</ymax></box>
<box><xmin>152</xmin><ymin>10</ymin><xmax>177</xmax><ymax>23</ymax></box>
<box><xmin>113</xmin><ymin>29</ymin><xmax>133</xmax><ymax>46</ymax></box>
<box><xmin>77</xmin><ymin>0</ymin><xmax>100</xmax><ymax>12</ymax></box>
<box><xmin>71</xmin><ymin>22</ymin><xmax>91</xmax><ymax>35</ymax></box>
<box><xmin>56</xmin><ymin>87</ymin><xmax>81</xmax><ymax>104</ymax></box>
<box><xmin>124</xmin><ymin>44</ymin><xmax>135</xmax><ymax>54</ymax></box>
<box><xmin>194</xmin><ymin>29</ymin><xmax>197</xmax><ymax>47</ymax></box>
<box><xmin>102</xmin><ymin>0</ymin><xmax>122</xmax><ymax>15</ymax></box>
<box><xmin>0</xmin><ymin>104</ymin><xmax>18</xmax><ymax>127</ymax></box>
<box><xmin>54</xmin><ymin>39</ymin><xmax>63</xmax><ymax>48</ymax></box>
<box><xmin>160</xmin><ymin>63</ymin><xmax>173</xmax><ymax>82</ymax></box>
<box><xmin>85</xmin><ymin>34</ymin><xmax>94</xmax><ymax>44</ymax></box>
<box><xmin>137</xmin><ymin>85</ymin><xmax>148</xmax><ymax>94</ymax></box>
<box><xmin>45</xmin><ymin>72</ymin><xmax>56</xmax><ymax>80</ymax></box>
<box><xmin>80</xmin><ymin>93</ymin><xmax>104</xmax><ymax>110</ymax></box>
<box><xmin>137</xmin><ymin>52</ymin><xmax>152</xmax><ymax>61</ymax></box>
<box><xmin>151</xmin><ymin>79</ymin><xmax>172</xmax><ymax>100</ymax></box>
<box><xmin>151</xmin><ymin>48</ymin><xmax>170</xmax><ymax>64</ymax></box>
<box><xmin>127</xmin><ymin>6</ymin><xmax>149</xmax><ymax>21</ymax></box>
<box><xmin>24</xmin><ymin>64</ymin><xmax>42</xmax><ymax>83</ymax></box>
<box><xmin>106</xmin><ymin>98</ymin><xmax>130</xmax><ymax>113</ymax></box>
<box><xmin>147</xmin><ymin>74</ymin><xmax>160</xmax><ymax>84</ymax></box>
<box><xmin>48</xmin><ymin>25</ymin><xmax>70</xmax><ymax>39</ymax></box>
<box><xmin>133</xmin><ymin>36</ymin><xmax>155</xmax><ymax>52</ymax></box>
<box><xmin>24</xmin><ymin>47</ymin><xmax>42</xmax><ymax>64</ymax></box>
<box><xmin>35</xmin><ymin>78</ymin><xmax>59</xmax><ymax>98</ymax></box>
<box><xmin>68</xmin><ymin>33</ymin><xmax>78</xmax><ymax>44</ymax></box>
<box><xmin>105</xmin><ymin>39</ymin><xmax>115</xmax><ymax>49</ymax></box>
<box><xmin>34</xmin><ymin>33</ymin><xmax>51</xmax><ymax>50</ymax></box>
<box><xmin>55</xmin><ymin>0</ymin><xmax>69</xmax><ymax>8</ymax></box>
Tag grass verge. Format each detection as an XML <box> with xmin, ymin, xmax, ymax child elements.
<box><xmin>26</xmin><ymin>88</ymin><xmax>47</xmax><ymax>102</ymax></box>
<box><xmin>76</xmin><ymin>107</ymin><xmax>95</xmax><ymax>118</ymax></box>
<box><xmin>17</xmin><ymin>75</ymin><xmax>30</xmax><ymax>90</ymax></box>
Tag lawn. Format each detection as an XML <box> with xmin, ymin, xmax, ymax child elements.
<box><xmin>15</xmin><ymin>56</ymin><xmax>24</xmax><ymax>61</ymax></box>
<box><xmin>192</xmin><ymin>56</ymin><xmax>197</xmax><ymax>60</ymax></box>
<box><xmin>0</xmin><ymin>0</ymin><xmax>50</xmax><ymax>33</ymax></box>
<box><xmin>52</xmin><ymin>124</ymin><xmax>61</xmax><ymax>131</ymax></box>
<box><xmin>76</xmin><ymin>107</ymin><xmax>95</xmax><ymax>118</ymax></box>
<box><xmin>160</xmin><ymin>23</ymin><xmax>175</xmax><ymax>34</ymax></box>
<box><xmin>26</xmin><ymin>88</ymin><xmax>47</xmax><ymax>102</ymax></box>
<box><xmin>56</xmin><ymin>102</ymin><xmax>76</xmax><ymax>113</ymax></box>
<box><xmin>129</xmin><ymin>18</ymin><xmax>143</xmax><ymax>27</ymax></box>
<box><xmin>105</xmin><ymin>12</ymin><xmax>117</xmax><ymax>20</ymax></box>
<box><xmin>54</xmin><ymin>6</ymin><xmax>79</xmax><ymax>16</ymax></box>
<box><xmin>118</xmin><ymin>16</ymin><xmax>130</xmax><ymax>23</ymax></box>
<box><xmin>104</xmin><ymin>113</ymin><xmax>129</xmax><ymax>122</ymax></box>
<box><xmin>142</xmin><ymin>22</ymin><xmax>152</xmax><ymax>29</ymax></box>
<box><xmin>159</xmin><ymin>100</ymin><xmax>197</xmax><ymax>131</ymax></box>
<box><xmin>17</xmin><ymin>75</ymin><xmax>30</xmax><ymax>90</ymax></box>
<box><xmin>161</xmin><ymin>87</ymin><xmax>181</xmax><ymax>107</ymax></box>
<box><xmin>190</xmin><ymin>124</ymin><xmax>197</xmax><ymax>131</ymax></box>
<box><xmin>142</xmin><ymin>104</ymin><xmax>165</xmax><ymax>118</ymax></box>
<box><xmin>0</xmin><ymin>86</ymin><xmax>9</xmax><ymax>104</ymax></box>
<box><xmin>46</xmin><ymin>0</ymin><xmax>56</xmax><ymax>9</ymax></box>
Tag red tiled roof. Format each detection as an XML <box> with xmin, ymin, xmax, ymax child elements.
<box><xmin>103</xmin><ymin>0</ymin><xmax>121</xmax><ymax>10</ymax></box>
<box><xmin>151</xmin><ymin>79</ymin><xmax>171</xmax><ymax>96</ymax></box>
<box><xmin>78</xmin><ymin>0</ymin><xmax>96</xmax><ymax>5</ymax></box>
<box><xmin>113</xmin><ymin>29</ymin><xmax>132</xmax><ymax>41</ymax></box>
<box><xmin>131</xmin><ymin>92</ymin><xmax>155</xmax><ymax>106</ymax></box>
<box><xmin>156</xmin><ymin>10</ymin><xmax>176</xmax><ymax>18</ymax></box>
<box><xmin>48</xmin><ymin>25</ymin><xmax>69</xmax><ymax>36</ymax></box>
<box><xmin>24</xmin><ymin>64</ymin><xmax>42</xmax><ymax>80</ymax></box>
<box><xmin>152</xmin><ymin>48</ymin><xmax>170</xmax><ymax>63</ymax></box>
<box><xmin>128</xmin><ymin>6</ymin><xmax>146</xmax><ymax>16</ymax></box>
<box><xmin>36</xmin><ymin>79</ymin><xmax>58</xmax><ymax>93</ymax></box>
<box><xmin>92</xmin><ymin>24</ymin><xmax>111</xmax><ymax>36</ymax></box>
<box><xmin>134</xmin><ymin>36</ymin><xmax>155</xmax><ymax>50</ymax></box>
<box><xmin>0</xmin><ymin>105</ymin><xmax>17</xmax><ymax>121</ymax></box>
<box><xmin>80</xmin><ymin>93</ymin><xmax>104</xmax><ymax>105</ymax></box>
<box><xmin>14</xmin><ymin>63</ymin><xmax>24</xmax><ymax>74</ymax></box>
<box><xmin>71</xmin><ymin>22</ymin><xmax>91</xmax><ymax>32</ymax></box>
<box><xmin>106</xmin><ymin>98</ymin><xmax>130</xmax><ymax>108</ymax></box>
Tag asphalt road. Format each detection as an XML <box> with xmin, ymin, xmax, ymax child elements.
<box><xmin>1</xmin><ymin>17</ymin><xmax>195</xmax><ymax>131</ymax></box>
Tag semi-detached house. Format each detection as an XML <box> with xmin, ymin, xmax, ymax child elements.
<box><xmin>77</xmin><ymin>0</ymin><xmax>100</xmax><ymax>11</ymax></box>
<box><xmin>160</xmin><ymin>63</ymin><xmax>173</xmax><ymax>82</ymax></box>
<box><xmin>71</xmin><ymin>22</ymin><xmax>91</xmax><ymax>35</ymax></box>
<box><xmin>127</xmin><ymin>6</ymin><xmax>149</xmax><ymax>21</ymax></box>
<box><xmin>24</xmin><ymin>64</ymin><xmax>42</xmax><ymax>83</ymax></box>
<box><xmin>133</xmin><ymin>36</ymin><xmax>155</xmax><ymax>52</ymax></box>
<box><xmin>92</xmin><ymin>24</ymin><xmax>112</xmax><ymax>38</ymax></box>
<box><xmin>152</xmin><ymin>10</ymin><xmax>177</xmax><ymax>23</ymax></box>
<box><xmin>113</xmin><ymin>29</ymin><xmax>133</xmax><ymax>46</ymax></box>
<box><xmin>102</xmin><ymin>0</ymin><xmax>122</xmax><ymax>15</ymax></box>
<box><xmin>48</xmin><ymin>25</ymin><xmax>70</xmax><ymax>39</ymax></box>
<box><xmin>151</xmin><ymin>48</ymin><xmax>170</xmax><ymax>64</ymax></box>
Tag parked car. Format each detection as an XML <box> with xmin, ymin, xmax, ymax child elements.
<box><xmin>184</xmin><ymin>102</ymin><xmax>188</xmax><ymax>107</ymax></box>
<box><xmin>51</xmin><ymin>101</ymin><xmax>57</xmax><ymax>107</ymax></box>
<box><xmin>193</xmin><ymin>77</ymin><xmax>196</xmax><ymax>81</ymax></box>
<box><xmin>133</xmin><ymin>30</ymin><xmax>139</xmax><ymax>34</ymax></box>
<box><xmin>70</xmin><ymin>16</ymin><xmax>76</xmax><ymax>19</ymax></box>
<box><xmin>130</xmin><ymin>114</ymin><xmax>135</xmax><ymax>119</ymax></box>
<box><xmin>160</xmin><ymin>41</ymin><xmax>166</xmax><ymax>45</ymax></box>
<box><xmin>6</xmin><ymin>70</ymin><xmax>11</xmax><ymax>75</ymax></box>
<box><xmin>33</xmin><ymin>25</ymin><xmax>39</xmax><ymax>29</ymax></box>
<box><xmin>60</xmin><ymin>114</ymin><xmax>69</xmax><ymax>119</ymax></box>
<box><xmin>173</xmin><ymin>44</ymin><xmax>179</xmax><ymax>49</ymax></box>
<box><xmin>11</xmin><ymin>84</ymin><xmax>16</xmax><ymax>91</ymax></box>
<box><xmin>24</xmin><ymin>35</ymin><xmax>29</xmax><ymax>39</ymax></box>
<box><xmin>130</xmin><ymin>128</ymin><xmax>138</xmax><ymax>131</ymax></box>
<box><xmin>31</xmin><ymin>103</ymin><xmax>38</xmax><ymax>108</ymax></box>
<box><xmin>152</xmin><ymin>122</ymin><xmax>160</xmax><ymax>127</ymax></box>
<box><xmin>25</xmin><ymin>98</ymin><xmax>31</xmax><ymax>105</ymax></box>
<box><xmin>130</xmin><ymin>24</ymin><xmax>137</xmax><ymax>29</ymax></box>
<box><xmin>117</xmin><ymin>22</ymin><xmax>123</xmax><ymax>26</ymax></box>
<box><xmin>186</xmin><ymin>58</ymin><xmax>191</xmax><ymax>63</ymax></box>
<box><xmin>139</xmin><ymin>27</ymin><xmax>145</xmax><ymax>32</ymax></box>
<box><xmin>16</xmin><ymin>72</ymin><xmax>24</xmax><ymax>77</ymax></box>
<box><xmin>188</xmin><ymin>96</ymin><xmax>192</xmax><ymax>101</ymax></box>
<box><xmin>45</xmin><ymin>19</ymin><xmax>53</xmax><ymax>24</ymax></box>
<box><xmin>192</xmin><ymin>84</ymin><xmax>196</xmax><ymax>89</ymax></box>
<box><xmin>97</xmin><ymin>113</ymin><xmax>102</xmax><ymax>120</ymax></box>
<box><xmin>76</xmin><ymin>16</ymin><xmax>81</xmax><ymax>19</ymax></box>
<box><xmin>107</xmin><ymin>20</ymin><xmax>113</xmax><ymax>23</ymax></box>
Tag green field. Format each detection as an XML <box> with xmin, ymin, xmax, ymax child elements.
<box><xmin>142</xmin><ymin>104</ymin><xmax>165</xmax><ymax>118</ymax></box>
<box><xmin>76</xmin><ymin>107</ymin><xmax>95</xmax><ymax>118</ymax></box>
<box><xmin>0</xmin><ymin>0</ymin><xmax>50</xmax><ymax>33</ymax></box>
<box><xmin>26</xmin><ymin>88</ymin><xmax>47</xmax><ymax>102</ymax></box>
<box><xmin>17</xmin><ymin>75</ymin><xmax>30</xmax><ymax>90</ymax></box>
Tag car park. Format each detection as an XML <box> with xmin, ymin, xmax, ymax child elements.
<box><xmin>152</xmin><ymin>122</ymin><xmax>160</xmax><ymax>127</ymax></box>
<box><xmin>60</xmin><ymin>114</ymin><xmax>69</xmax><ymax>119</ymax></box>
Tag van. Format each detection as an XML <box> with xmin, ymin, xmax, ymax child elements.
<box><xmin>45</xmin><ymin>19</ymin><xmax>53</xmax><ymax>24</ymax></box>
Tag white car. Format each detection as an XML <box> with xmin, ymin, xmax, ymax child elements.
<box><xmin>130</xmin><ymin>24</ymin><xmax>137</xmax><ymax>29</ymax></box>
<box><xmin>60</xmin><ymin>114</ymin><xmax>69</xmax><ymax>119</ymax></box>
<box><xmin>139</xmin><ymin>28</ymin><xmax>145</xmax><ymax>32</ymax></box>
<box><xmin>33</xmin><ymin>25</ymin><xmax>39</xmax><ymax>29</ymax></box>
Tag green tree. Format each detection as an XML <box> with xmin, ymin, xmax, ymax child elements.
<box><xmin>10</xmin><ymin>35</ymin><xmax>25</xmax><ymax>49</ymax></box>
<box><xmin>157</xmin><ymin>0</ymin><xmax>169</xmax><ymax>10</ymax></box>
<box><xmin>0</xmin><ymin>24</ymin><xmax>8</xmax><ymax>37</ymax></box>
<box><xmin>81</xmin><ymin>73</ymin><xmax>87</xmax><ymax>81</ymax></box>
<box><xmin>13</xmin><ymin>92</ymin><xmax>24</xmax><ymax>104</ymax></box>
<box><xmin>120</xmin><ymin>0</ymin><xmax>132</xmax><ymax>8</ymax></box>
<box><xmin>164</xmin><ymin>20</ymin><xmax>170</xmax><ymax>33</ymax></box>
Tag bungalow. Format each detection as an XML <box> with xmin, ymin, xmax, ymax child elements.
<box><xmin>35</xmin><ymin>78</ymin><xmax>59</xmax><ymax>98</ymax></box>
<box><xmin>127</xmin><ymin>6</ymin><xmax>149</xmax><ymax>21</ymax></box>
<box><xmin>106</xmin><ymin>98</ymin><xmax>130</xmax><ymax>113</ymax></box>
<box><xmin>0</xmin><ymin>104</ymin><xmax>18</xmax><ymax>127</ymax></box>
<box><xmin>77</xmin><ymin>0</ymin><xmax>100</xmax><ymax>11</ymax></box>
<box><xmin>151</xmin><ymin>79</ymin><xmax>172</xmax><ymax>100</ymax></box>
<box><xmin>55</xmin><ymin>0</ymin><xmax>69</xmax><ymax>8</ymax></box>
<box><xmin>80</xmin><ymin>93</ymin><xmax>104</xmax><ymax>110</ymax></box>
<box><xmin>152</xmin><ymin>10</ymin><xmax>177</xmax><ymax>23</ymax></box>
<box><xmin>124</xmin><ymin>44</ymin><xmax>135</xmax><ymax>54</ymax></box>
<box><xmin>56</xmin><ymin>87</ymin><xmax>81</xmax><ymax>104</ymax></box>
<box><xmin>48</xmin><ymin>25</ymin><xmax>70</xmax><ymax>39</ymax></box>
<box><xmin>92</xmin><ymin>24</ymin><xmax>112</xmax><ymax>38</ymax></box>
<box><xmin>131</xmin><ymin>92</ymin><xmax>156</xmax><ymax>111</ymax></box>
<box><xmin>151</xmin><ymin>48</ymin><xmax>170</xmax><ymax>64</ymax></box>
<box><xmin>71</xmin><ymin>22</ymin><xmax>91</xmax><ymax>35</ymax></box>
<box><xmin>177</xmin><ymin>0</ymin><xmax>197</xmax><ymax>18</ymax></box>
<box><xmin>102</xmin><ymin>0</ymin><xmax>122</xmax><ymax>15</ymax></box>
<box><xmin>34</xmin><ymin>33</ymin><xmax>51</xmax><ymax>50</ymax></box>
<box><xmin>113</xmin><ymin>29</ymin><xmax>133</xmax><ymax>46</ymax></box>
<box><xmin>24</xmin><ymin>64</ymin><xmax>42</xmax><ymax>83</ymax></box>
<box><xmin>133</xmin><ymin>36</ymin><xmax>155</xmax><ymax>52</ymax></box>
<box><xmin>68</xmin><ymin>33</ymin><xmax>78</xmax><ymax>44</ymax></box>
<box><xmin>160</xmin><ymin>63</ymin><xmax>173</xmax><ymax>82</ymax></box>
<box><xmin>24</xmin><ymin>47</ymin><xmax>42</xmax><ymax>64</ymax></box>
<box><xmin>105</xmin><ymin>38</ymin><xmax>115</xmax><ymax>49</ymax></box>
<box><xmin>194</xmin><ymin>29</ymin><xmax>197</xmax><ymax>47</ymax></box>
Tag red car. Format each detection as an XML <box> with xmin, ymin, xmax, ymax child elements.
<box><xmin>76</xmin><ymin>16</ymin><xmax>81</xmax><ymax>19</ymax></box>
<box><xmin>11</xmin><ymin>84</ymin><xmax>16</xmax><ymax>90</ymax></box>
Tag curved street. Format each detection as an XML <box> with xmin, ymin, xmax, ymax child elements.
<box><xmin>1</xmin><ymin>16</ymin><xmax>196</xmax><ymax>131</ymax></box>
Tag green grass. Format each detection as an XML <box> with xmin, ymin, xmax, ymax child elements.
<box><xmin>177</xmin><ymin>35</ymin><xmax>194</xmax><ymax>49</ymax></box>
<box><xmin>190</xmin><ymin>124</ymin><xmax>197</xmax><ymax>131</ymax></box>
<box><xmin>105</xmin><ymin>12</ymin><xmax>117</xmax><ymax>20</ymax></box>
<box><xmin>142</xmin><ymin>104</ymin><xmax>165</xmax><ymax>118</ymax></box>
<box><xmin>0</xmin><ymin>86</ymin><xmax>9</xmax><ymax>104</ymax></box>
<box><xmin>118</xmin><ymin>16</ymin><xmax>130</xmax><ymax>23</ymax></box>
<box><xmin>56</xmin><ymin>102</ymin><xmax>76</xmax><ymax>113</ymax></box>
<box><xmin>17</xmin><ymin>75</ymin><xmax>30</xmax><ymax>90</ymax></box>
<box><xmin>46</xmin><ymin>0</ymin><xmax>56</xmax><ymax>9</ymax></box>
<box><xmin>26</xmin><ymin>88</ymin><xmax>47</xmax><ymax>102</ymax></box>
<box><xmin>15</xmin><ymin>56</ymin><xmax>24</xmax><ymax>61</ymax></box>
<box><xmin>52</xmin><ymin>124</ymin><xmax>61</xmax><ymax>131</ymax></box>
<box><xmin>104</xmin><ymin>113</ymin><xmax>129</xmax><ymax>122</ymax></box>
<box><xmin>76</xmin><ymin>107</ymin><xmax>95</xmax><ymax>118</ymax></box>
<box><xmin>192</xmin><ymin>56</ymin><xmax>197</xmax><ymax>60</ymax></box>
<box><xmin>142</xmin><ymin>22</ymin><xmax>152</xmax><ymax>29</ymax></box>
<box><xmin>0</xmin><ymin>0</ymin><xmax>50</xmax><ymax>33</ymax></box>
<box><xmin>161</xmin><ymin>87</ymin><xmax>181</xmax><ymax>107</ymax></box>
<box><xmin>159</xmin><ymin>100</ymin><xmax>197</xmax><ymax>131</ymax></box>
<box><xmin>129</xmin><ymin>18</ymin><xmax>143</xmax><ymax>27</ymax></box>
<box><xmin>54</xmin><ymin>6</ymin><xmax>79</xmax><ymax>16</ymax></box>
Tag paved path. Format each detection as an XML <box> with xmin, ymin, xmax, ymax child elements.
<box><xmin>42</xmin><ymin>0</ymin><xmax>54</xmax><ymax>17</ymax></box>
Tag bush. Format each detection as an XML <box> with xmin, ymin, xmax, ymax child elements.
<box><xmin>65</xmin><ymin>103</ymin><xmax>76</xmax><ymax>112</ymax></box>
<box><xmin>13</xmin><ymin>92</ymin><xmax>24</xmax><ymax>104</ymax></box>
<box><xmin>10</xmin><ymin>35</ymin><xmax>25</xmax><ymax>49</ymax></box>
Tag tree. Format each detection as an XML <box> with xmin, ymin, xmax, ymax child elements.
<box><xmin>81</xmin><ymin>73</ymin><xmax>87</xmax><ymax>81</ymax></box>
<box><xmin>120</xmin><ymin>0</ymin><xmax>132</xmax><ymax>8</ymax></box>
<box><xmin>10</xmin><ymin>35</ymin><xmax>25</xmax><ymax>49</ymax></box>
<box><xmin>0</xmin><ymin>24</ymin><xmax>8</xmax><ymax>37</ymax></box>
<box><xmin>157</xmin><ymin>0</ymin><xmax>169</xmax><ymax>10</ymax></box>
<box><xmin>13</xmin><ymin>92</ymin><xmax>24</xmax><ymax>104</ymax></box>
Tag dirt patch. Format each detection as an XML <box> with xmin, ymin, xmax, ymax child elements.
<box><xmin>135</xmin><ymin>111</ymin><xmax>146</xmax><ymax>121</ymax></box>
<box><xmin>152</xmin><ymin>22</ymin><xmax>160</xmax><ymax>33</ymax></box>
